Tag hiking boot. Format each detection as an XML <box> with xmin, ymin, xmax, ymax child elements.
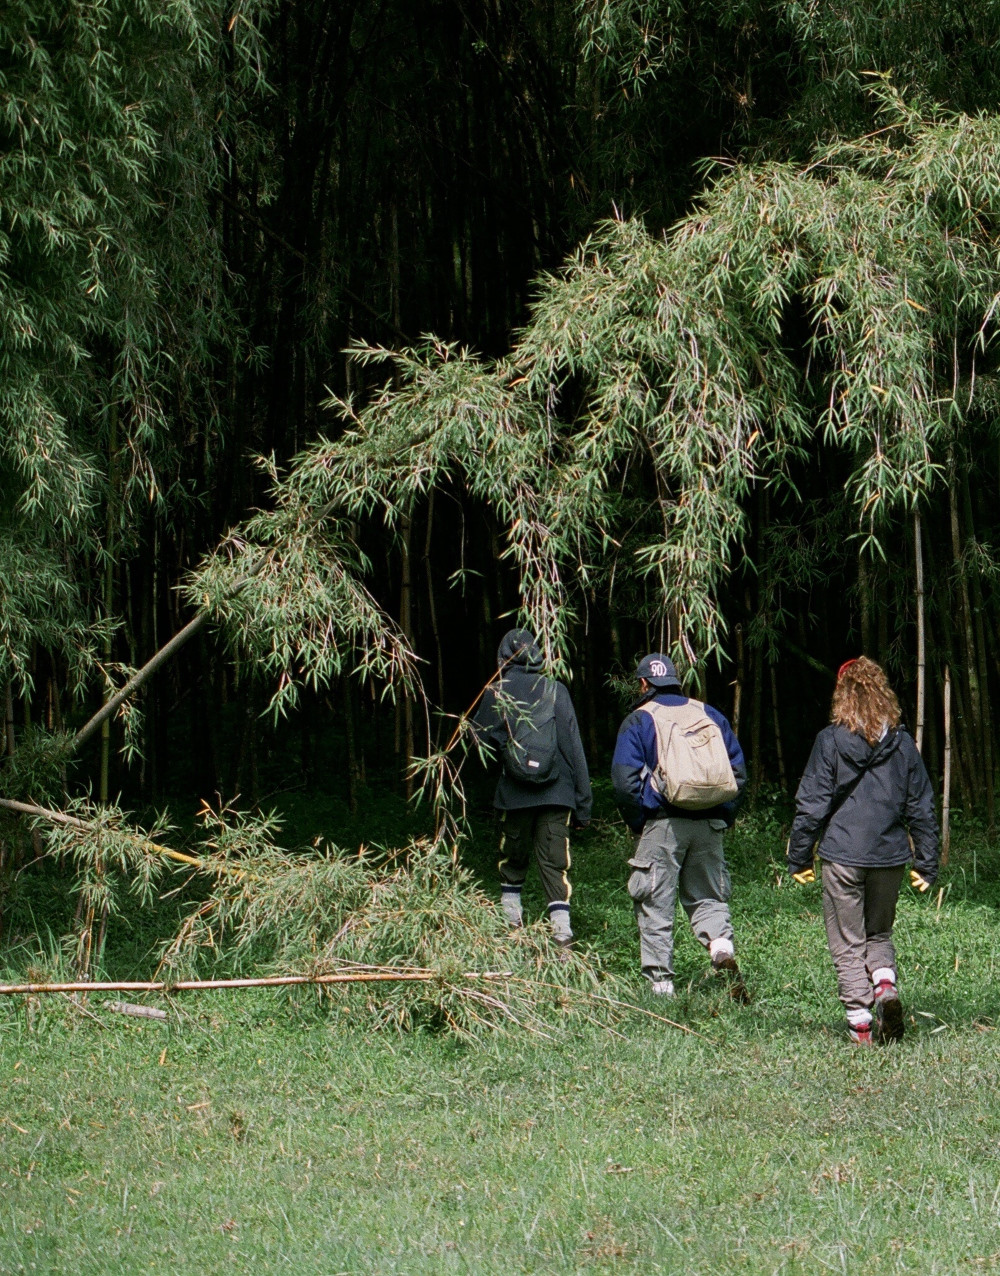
<box><xmin>874</xmin><ymin>980</ymin><xmax>904</xmax><ymax>1043</ymax></box>
<box><xmin>712</xmin><ymin>952</ymin><xmax>751</xmax><ymax>1005</ymax></box>
<box><xmin>552</xmin><ymin>935</ymin><xmax>573</xmax><ymax>964</ymax></box>
<box><xmin>649</xmin><ymin>979</ymin><xmax>675</xmax><ymax>997</ymax></box>
<box><xmin>848</xmin><ymin>1021</ymin><xmax>874</xmax><ymax>1047</ymax></box>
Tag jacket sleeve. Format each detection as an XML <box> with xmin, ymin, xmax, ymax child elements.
<box><xmin>904</xmin><ymin>738</ymin><xmax>939</xmax><ymax>884</ymax></box>
<box><xmin>706</xmin><ymin>706</ymin><xmax>747</xmax><ymax>826</ymax></box>
<box><xmin>557</xmin><ymin>683</ymin><xmax>592</xmax><ymax>823</ymax></box>
<box><xmin>611</xmin><ymin>711</ymin><xmax>652</xmax><ymax>832</ymax></box>
<box><xmin>787</xmin><ymin>730</ymin><xmax>836</xmax><ymax>871</ymax></box>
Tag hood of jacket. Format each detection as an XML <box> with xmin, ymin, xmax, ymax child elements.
<box><xmin>830</xmin><ymin>722</ymin><xmax>903</xmax><ymax>768</ymax></box>
<box><xmin>497</xmin><ymin>628</ymin><xmax>544</xmax><ymax>673</ymax></box>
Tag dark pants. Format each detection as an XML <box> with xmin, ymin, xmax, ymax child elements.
<box><xmin>498</xmin><ymin>807</ymin><xmax>572</xmax><ymax>905</ymax></box>
<box><xmin>821</xmin><ymin>860</ymin><xmax>905</xmax><ymax>1015</ymax></box>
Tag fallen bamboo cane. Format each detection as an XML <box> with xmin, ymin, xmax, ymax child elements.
<box><xmin>0</xmin><ymin>970</ymin><xmax>515</xmax><ymax>997</ymax></box>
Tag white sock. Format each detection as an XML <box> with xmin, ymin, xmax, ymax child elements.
<box><xmin>846</xmin><ymin>1008</ymin><xmax>873</xmax><ymax>1028</ymax></box>
<box><xmin>871</xmin><ymin>967</ymin><xmax>896</xmax><ymax>987</ymax></box>
<box><xmin>709</xmin><ymin>937</ymin><xmax>735</xmax><ymax>960</ymax></box>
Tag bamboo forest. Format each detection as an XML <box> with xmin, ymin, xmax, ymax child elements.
<box><xmin>3</xmin><ymin>4</ymin><xmax>1000</xmax><ymax>1272</ymax></box>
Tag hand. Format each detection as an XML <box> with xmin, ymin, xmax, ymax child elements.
<box><xmin>791</xmin><ymin>867</ymin><xmax>816</xmax><ymax>885</ymax></box>
<box><xmin>910</xmin><ymin>869</ymin><xmax>932</xmax><ymax>893</ymax></box>
<box><xmin>572</xmin><ymin>817</ymin><xmax>590</xmax><ymax>831</ymax></box>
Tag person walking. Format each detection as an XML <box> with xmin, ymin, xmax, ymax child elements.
<box><xmin>787</xmin><ymin>656</ymin><xmax>939</xmax><ymax>1045</ymax></box>
<box><xmin>611</xmin><ymin>653</ymin><xmax>748</xmax><ymax>998</ymax></box>
<box><xmin>473</xmin><ymin>629</ymin><xmax>592</xmax><ymax>949</ymax></box>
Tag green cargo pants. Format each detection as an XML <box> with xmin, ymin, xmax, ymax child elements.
<box><xmin>498</xmin><ymin>807</ymin><xmax>573</xmax><ymax>905</ymax></box>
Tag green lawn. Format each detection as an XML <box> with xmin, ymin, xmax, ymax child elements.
<box><xmin>2</xmin><ymin>810</ymin><xmax>1000</xmax><ymax>1274</ymax></box>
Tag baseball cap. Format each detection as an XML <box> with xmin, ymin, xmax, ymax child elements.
<box><xmin>636</xmin><ymin>653</ymin><xmax>681</xmax><ymax>688</ymax></box>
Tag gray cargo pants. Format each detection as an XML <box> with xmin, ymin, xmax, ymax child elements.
<box><xmin>627</xmin><ymin>817</ymin><xmax>734</xmax><ymax>980</ymax></box>
<box><xmin>821</xmin><ymin>860</ymin><xmax>905</xmax><ymax>1015</ymax></box>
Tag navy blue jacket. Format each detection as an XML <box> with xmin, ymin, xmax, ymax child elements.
<box><xmin>787</xmin><ymin>724</ymin><xmax>938</xmax><ymax>882</ymax></box>
<box><xmin>611</xmin><ymin>692</ymin><xmax>746</xmax><ymax>832</ymax></box>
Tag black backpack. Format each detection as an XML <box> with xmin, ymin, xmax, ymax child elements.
<box><xmin>500</xmin><ymin>680</ymin><xmax>559</xmax><ymax>785</ymax></box>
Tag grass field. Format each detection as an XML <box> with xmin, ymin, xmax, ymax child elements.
<box><xmin>2</xmin><ymin>800</ymin><xmax>1000</xmax><ymax>1274</ymax></box>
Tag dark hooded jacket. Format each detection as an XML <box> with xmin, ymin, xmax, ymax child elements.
<box><xmin>787</xmin><ymin>723</ymin><xmax>938</xmax><ymax>882</ymax></box>
<box><xmin>473</xmin><ymin>630</ymin><xmax>592</xmax><ymax>820</ymax></box>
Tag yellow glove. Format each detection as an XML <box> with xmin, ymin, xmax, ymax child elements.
<box><xmin>910</xmin><ymin>869</ymin><xmax>931</xmax><ymax>893</ymax></box>
<box><xmin>791</xmin><ymin>867</ymin><xmax>816</xmax><ymax>885</ymax></box>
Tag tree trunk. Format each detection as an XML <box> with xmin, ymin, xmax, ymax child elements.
<box><xmin>422</xmin><ymin>490</ymin><xmax>446</xmax><ymax>707</ymax></box>
<box><xmin>858</xmin><ymin>550</ymin><xmax>872</xmax><ymax>654</ymax></box>
<box><xmin>4</xmin><ymin>683</ymin><xmax>14</xmax><ymax>759</ymax></box>
<box><xmin>768</xmin><ymin>662</ymin><xmax>787</xmax><ymax>794</ymax></box>
<box><xmin>914</xmin><ymin>510</ymin><xmax>925</xmax><ymax>753</ymax></box>
<box><xmin>732</xmin><ymin>621</ymin><xmax>744</xmax><ymax>737</ymax></box>
<box><xmin>949</xmin><ymin>449</ymin><xmax>984</xmax><ymax>800</ymax></box>
<box><xmin>399</xmin><ymin>514</ymin><xmax>415</xmax><ymax>798</ymax></box>
<box><xmin>941</xmin><ymin>665</ymin><xmax>952</xmax><ymax>867</ymax></box>
<box><xmin>963</xmin><ymin>472</ymin><xmax>994</xmax><ymax>826</ymax></box>
<box><xmin>341</xmin><ymin>677</ymin><xmax>360</xmax><ymax>816</ymax></box>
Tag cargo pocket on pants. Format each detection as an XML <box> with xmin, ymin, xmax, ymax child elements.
<box><xmin>626</xmin><ymin>859</ymin><xmax>654</xmax><ymax>904</ymax></box>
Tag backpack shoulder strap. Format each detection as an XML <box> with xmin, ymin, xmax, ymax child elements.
<box><xmin>639</xmin><ymin>698</ymin><xmax>704</xmax><ymax>724</ymax></box>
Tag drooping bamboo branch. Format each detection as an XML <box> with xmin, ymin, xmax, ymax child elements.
<box><xmin>0</xmin><ymin>798</ymin><xmax>228</xmax><ymax>874</ymax></box>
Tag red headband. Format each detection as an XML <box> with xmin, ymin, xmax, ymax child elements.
<box><xmin>837</xmin><ymin>658</ymin><xmax>858</xmax><ymax>680</ymax></box>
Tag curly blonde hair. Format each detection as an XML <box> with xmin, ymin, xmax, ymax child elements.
<box><xmin>831</xmin><ymin>656</ymin><xmax>901</xmax><ymax>745</ymax></box>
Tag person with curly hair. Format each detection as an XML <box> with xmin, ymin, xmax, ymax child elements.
<box><xmin>787</xmin><ymin>657</ymin><xmax>939</xmax><ymax>1045</ymax></box>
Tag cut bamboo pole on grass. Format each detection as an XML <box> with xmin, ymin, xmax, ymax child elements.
<box><xmin>0</xmin><ymin>970</ymin><xmax>516</xmax><ymax>997</ymax></box>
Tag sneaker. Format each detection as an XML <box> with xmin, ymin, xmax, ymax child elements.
<box><xmin>874</xmin><ymin>980</ymin><xmax>904</xmax><ymax>1042</ymax></box>
<box><xmin>712</xmin><ymin>953</ymin><xmax>751</xmax><ymax>1005</ymax></box>
<box><xmin>848</xmin><ymin>1021</ymin><xmax>874</xmax><ymax>1046</ymax></box>
<box><xmin>649</xmin><ymin>979</ymin><xmax>675</xmax><ymax>997</ymax></box>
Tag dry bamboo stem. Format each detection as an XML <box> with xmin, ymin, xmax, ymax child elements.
<box><xmin>0</xmin><ymin>970</ymin><xmax>515</xmax><ymax>997</ymax></box>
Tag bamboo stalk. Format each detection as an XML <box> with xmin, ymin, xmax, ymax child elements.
<box><xmin>914</xmin><ymin>510</ymin><xmax>925</xmax><ymax>753</ymax></box>
<box><xmin>732</xmin><ymin>622</ymin><xmax>744</xmax><ymax>736</ymax></box>
<box><xmin>0</xmin><ymin>970</ymin><xmax>515</xmax><ymax>997</ymax></box>
<box><xmin>768</xmin><ymin>662</ymin><xmax>787</xmax><ymax>793</ymax></box>
<box><xmin>4</xmin><ymin>683</ymin><xmax>14</xmax><ymax>758</ymax></box>
<box><xmin>942</xmin><ymin>665</ymin><xmax>952</xmax><ymax>867</ymax></box>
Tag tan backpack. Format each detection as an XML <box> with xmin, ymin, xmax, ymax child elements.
<box><xmin>639</xmin><ymin>699</ymin><xmax>738</xmax><ymax>810</ymax></box>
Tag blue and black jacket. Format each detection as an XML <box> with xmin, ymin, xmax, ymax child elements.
<box><xmin>611</xmin><ymin>691</ymin><xmax>746</xmax><ymax>832</ymax></box>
